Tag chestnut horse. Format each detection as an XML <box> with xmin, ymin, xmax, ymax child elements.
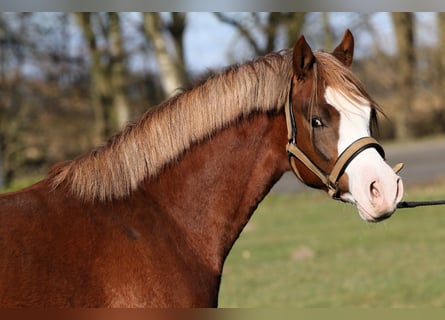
<box><xmin>0</xmin><ymin>30</ymin><xmax>403</xmax><ymax>307</ymax></box>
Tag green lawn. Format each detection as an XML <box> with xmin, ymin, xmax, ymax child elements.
<box><xmin>219</xmin><ymin>182</ymin><xmax>445</xmax><ymax>307</ymax></box>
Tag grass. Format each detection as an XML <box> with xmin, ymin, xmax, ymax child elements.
<box><xmin>0</xmin><ymin>176</ymin><xmax>42</xmax><ymax>193</ymax></box>
<box><xmin>218</xmin><ymin>181</ymin><xmax>445</xmax><ymax>307</ymax></box>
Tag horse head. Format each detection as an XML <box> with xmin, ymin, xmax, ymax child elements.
<box><xmin>287</xmin><ymin>29</ymin><xmax>404</xmax><ymax>222</ymax></box>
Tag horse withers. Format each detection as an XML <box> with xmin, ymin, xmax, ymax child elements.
<box><xmin>0</xmin><ymin>29</ymin><xmax>403</xmax><ymax>307</ymax></box>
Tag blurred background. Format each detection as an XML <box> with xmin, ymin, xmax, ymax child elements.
<box><xmin>0</xmin><ymin>12</ymin><xmax>443</xmax><ymax>190</ymax></box>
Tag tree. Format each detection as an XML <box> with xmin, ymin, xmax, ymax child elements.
<box><xmin>142</xmin><ymin>12</ymin><xmax>187</xmax><ymax>98</ymax></box>
<box><xmin>214</xmin><ymin>13</ymin><xmax>306</xmax><ymax>57</ymax></box>
<box><xmin>437</xmin><ymin>13</ymin><xmax>445</xmax><ymax>130</ymax></box>
<box><xmin>391</xmin><ymin>12</ymin><xmax>416</xmax><ymax>140</ymax></box>
<box><xmin>0</xmin><ymin>13</ymin><xmax>30</xmax><ymax>189</ymax></box>
<box><xmin>74</xmin><ymin>12</ymin><xmax>130</xmax><ymax>142</ymax></box>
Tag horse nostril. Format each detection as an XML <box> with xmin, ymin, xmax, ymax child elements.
<box><xmin>370</xmin><ymin>181</ymin><xmax>380</xmax><ymax>199</ymax></box>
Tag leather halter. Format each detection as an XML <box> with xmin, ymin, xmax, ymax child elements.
<box><xmin>284</xmin><ymin>86</ymin><xmax>403</xmax><ymax>199</ymax></box>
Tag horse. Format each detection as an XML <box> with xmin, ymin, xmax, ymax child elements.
<box><xmin>0</xmin><ymin>29</ymin><xmax>403</xmax><ymax>307</ymax></box>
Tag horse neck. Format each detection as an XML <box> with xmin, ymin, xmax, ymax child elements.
<box><xmin>142</xmin><ymin>111</ymin><xmax>289</xmax><ymax>274</ymax></box>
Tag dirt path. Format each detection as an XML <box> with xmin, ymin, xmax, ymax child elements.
<box><xmin>271</xmin><ymin>136</ymin><xmax>445</xmax><ymax>194</ymax></box>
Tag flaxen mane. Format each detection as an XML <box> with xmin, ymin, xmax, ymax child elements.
<box><xmin>49</xmin><ymin>51</ymin><xmax>294</xmax><ymax>201</ymax></box>
<box><xmin>49</xmin><ymin>50</ymin><xmax>378</xmax><ymax>202</ymax></box>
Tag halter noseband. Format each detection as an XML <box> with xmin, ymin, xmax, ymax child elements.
<box><xmin>284</xmin><ymin>85</ymin><xmax>403</xmax><ymax>199</ymax></box>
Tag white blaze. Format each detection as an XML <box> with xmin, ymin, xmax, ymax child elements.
<box><xmin>324</xmin><ymin>86</ymin><xmax>403</xmax><ymax>222</ymax></box>
<box><xmin>324</xmin><ymin>86</ymin><xmax>371</xmax><ymax>153</ymax></box>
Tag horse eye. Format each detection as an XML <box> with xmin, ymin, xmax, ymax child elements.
<box><xmin>311</xmin><ymin>117</ymin><xmax>324</xmax><ymax>128</ymax></box>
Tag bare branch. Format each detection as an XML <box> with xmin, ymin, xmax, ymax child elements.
<box><xmin>214</xmin><ymin>13</ymin><xmax>263</xmax><ymax>54</ymax></box>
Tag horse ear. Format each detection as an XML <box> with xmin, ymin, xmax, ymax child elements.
<box><xmin>332</xmin><ymin>29</ymin><xmax>354</xmax><ymax>67</ymax></box>
<box><xmin>293</xmin><ymin>35</ymin><xmax>315</xmax><ymax>80</ymax></box>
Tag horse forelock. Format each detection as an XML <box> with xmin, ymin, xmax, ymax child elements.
<box><xmin>312</xmin><ymin>52</ymin><xmax>366</xmax><ymax>104</ymax></box>
<box><xmin>311</xmin><ymin>51</ymin><xmax>381</xmax><ymax>132</ymax></box>
<box><xmin>49</xmin><ymin>51</ymin><xmax>294</xmax><ymax>202</ymax></box>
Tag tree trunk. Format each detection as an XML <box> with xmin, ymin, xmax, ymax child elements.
<box><xmin>0</xmin><ymin>19</ymin><xmax>5</xmax><ymax>190</ymax></box>
<box><xmin>391</xmin><ymin>12</ymin><xmax>415</xmax><ymax>140</ymax></box>
<box><xmin>322</xmin><ymin>13</ymin><xmax>334</xmax><ymax>50</ymax></box>
<box><xmin>74</xmin><ymin>13</ymin><xmax>107</xmax><ymax>143</ymax></box>
<box><xmin>108</xmin><ymin>12</ymin><xmax>130</xmax><ymax>130</ymax></box>
<box><xmin>74</xmin><ymin>12</ymin><xmax>130</xmax><ymax>142</ymax></box>
<box><xmin>283</xmin><ymin>13</ymin><xmax>306</xmax><ymax>49</ymax></box>
<box><xmin>0</xmin><ymin>14</ymin><xmax>25</xmax><ymax>189</ymax></box>
<box><xmin>437</xmin><ymin>12</ymin><xmax>445</xmax><ymax>130</ymax></box>
<box><xmin>168</xmin><ymin>12</ymin><xmax>187</xmax><ymax>78</ymax></box>
<box><xmin>143</xmin><ymin>13</ymin><xmax>185</xmax><ymax>98</ymax></box>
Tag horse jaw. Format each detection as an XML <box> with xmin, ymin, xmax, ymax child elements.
<box><xmin>325</xmin><ymin>86</ymin><xmax>404</xmax><ymax>222</ymax></box>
